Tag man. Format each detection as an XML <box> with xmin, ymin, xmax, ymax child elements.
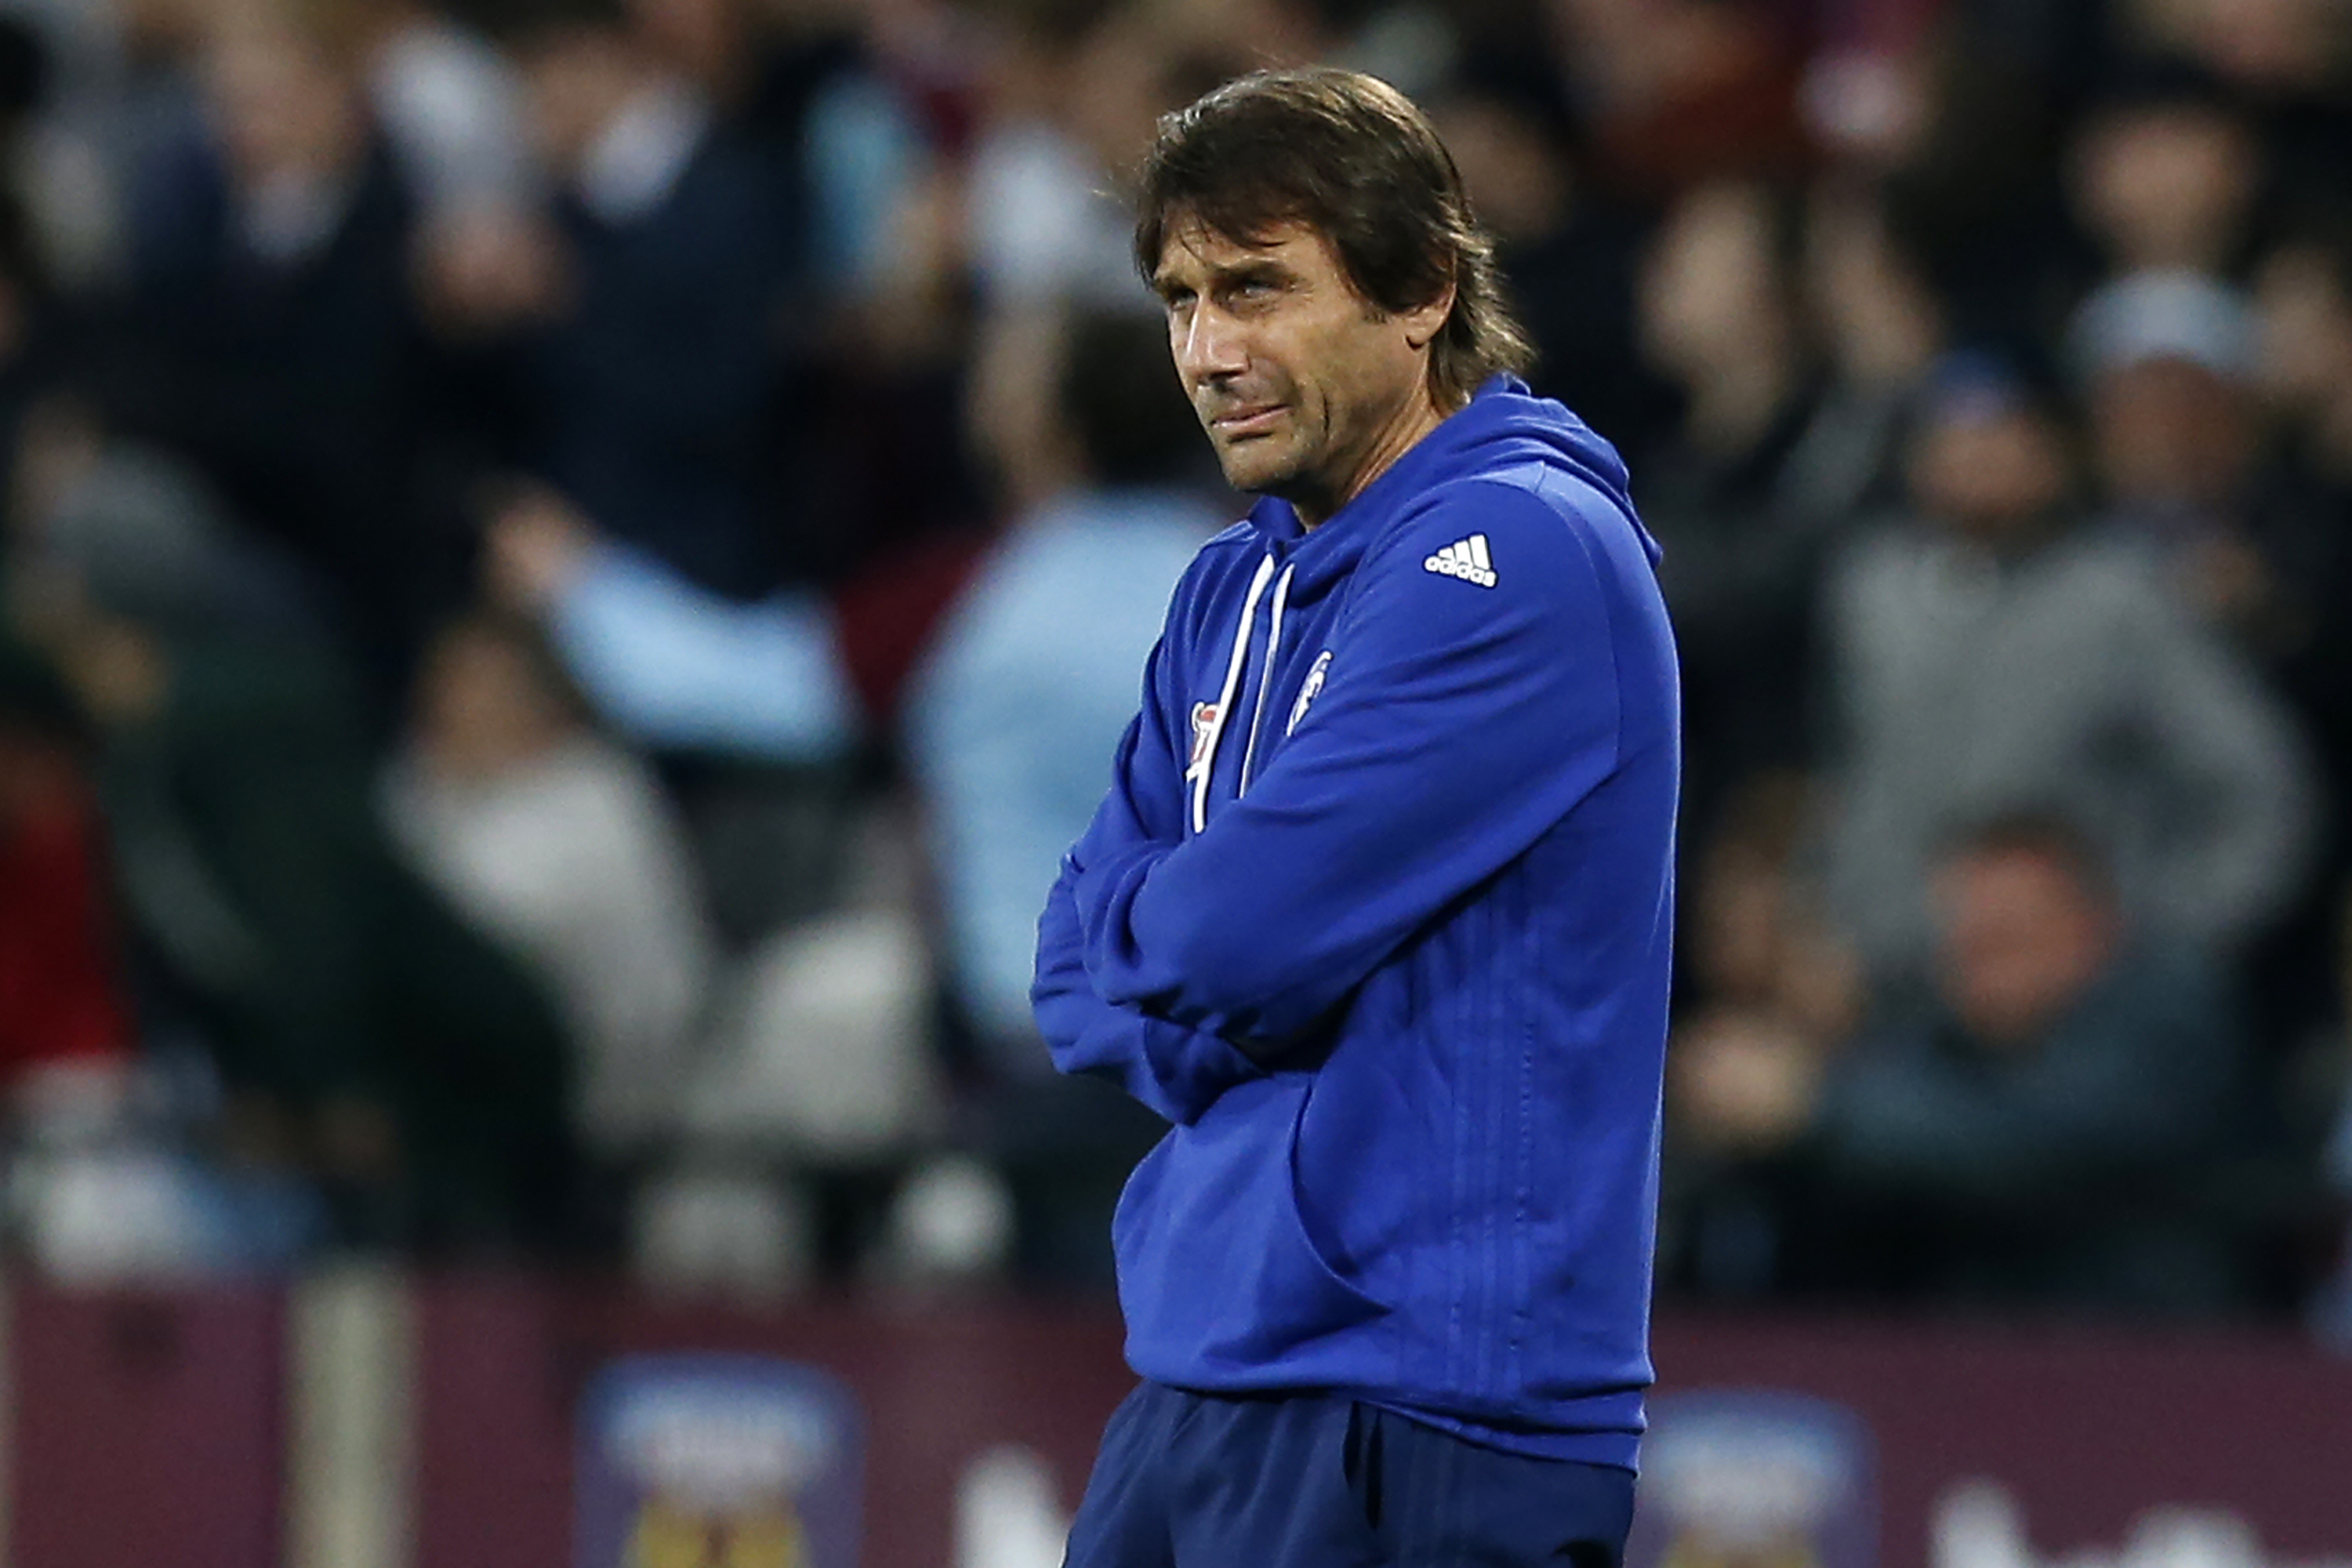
<box><xmin>1033</xmin><ymin>69</ymin><xmax>1679</xmax><ymax>1568</ymax></box>
<box><xmin>500</xmin><ymin>0</ymin><xmax>803</xmax><ymax>601</ymax></box>
<box><xmin>1792</xmin><ymin>815</ymin><xmax>2249</xmax><ymax>1313</ymax></box>
<box><xmin>1820</xmin><ymin>351</ymin><xmax>2310</xmax><ymax>982</ymax></box>
<box><xmin>906</xmin><ymin>308</ymin><xmax>1221</xmax><ymax>1286</ymax></box>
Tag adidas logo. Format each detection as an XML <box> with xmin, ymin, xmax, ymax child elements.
<box><xmin>1423</xmin><ymin>533</ymin><xmax>1497</xmax><ymax>588</ymax></box>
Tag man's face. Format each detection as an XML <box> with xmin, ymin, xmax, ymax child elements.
<box><xmin>2091</xmin><ymin>357</ymin><xmax>2252</xmax><ymax>509</ymax></box>
<box><xmin>1908</xmin><ymin>404</ymin><xmax>2068</xmax><ymax>544</ymax></box>
<box><xmin>1151</xmin><ymin>217</ymin><xmax>1442</xmax><ymax>521</ymax></box>
<box><xmin>1933</xmin><ymin>845</ymin><xmax>2116</xmax><ymax>1051</ymax></box>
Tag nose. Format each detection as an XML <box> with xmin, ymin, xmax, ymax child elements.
<box><xmin>1174</xmin><ymin>303</ymin><xmax>1246</xmax><ymax>387</ymax></box>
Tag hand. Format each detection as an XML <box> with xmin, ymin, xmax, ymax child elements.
<box><xmin>56</xmin><ymin>615</ymin><xmax>167</xmax><ymax>726</ymax></box>
<box><xmin>416</xmin><ymin>206</ymin><xmax>571</xmax><ymax>336</ymax></box>
<box><xmin>1671</xmin><ymin>1010</ymin><xmax>1827</xmax><ymax>1155</ymax></box>
<box><xmin>485</xmin><ymin>485</ymin><xmax>598</xmax><ymax>611</ymax></box>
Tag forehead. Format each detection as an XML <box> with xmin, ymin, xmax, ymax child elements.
<box><xmin>1943</xmin><ymin>834</ymin><xmax>2097</xmax><ymax>893</ymax></box>
<box><xmin>1151</xmin><ymin>216</ymin><xmax>1343</xmax><ymax>285</ymax></box>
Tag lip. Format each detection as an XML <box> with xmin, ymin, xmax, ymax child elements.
<box><xmin>1210</xmin><ymin>404</ymin><xmax>1287</xmax><ymax>437</ymax></box>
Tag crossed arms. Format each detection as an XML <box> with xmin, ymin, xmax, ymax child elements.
<box><xmin>1031</xmin><ymin>487</ymin><xmax>1632</xmax><ymax>1123</ymax></box>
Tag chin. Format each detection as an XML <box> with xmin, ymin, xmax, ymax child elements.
<box><xmin>1218</xmin><ymin>447</ymin><xmax>1302</xmax><ymax>498</ymax></box>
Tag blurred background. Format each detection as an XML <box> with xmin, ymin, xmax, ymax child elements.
<box><xmin>0</xmin><ymin>0</ymin><xmax>2350</xmax><ymax>1562</ymax></box>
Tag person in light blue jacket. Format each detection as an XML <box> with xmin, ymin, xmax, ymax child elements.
<box><xmin>1035</xmin><ymin>68</ymin><xmax>1679</xmax><ymax>1568</ymax></box>
<box><xmin>905</xmin><ymin>310</ymin><xmax>1223</xmax><ymax>1284</ymax></box>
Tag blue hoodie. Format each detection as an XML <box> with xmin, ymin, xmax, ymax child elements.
<box><xmin>1032</xmin><ymin>376</ymin><xmax>1678</xmax><ymax>1472</ymax></box>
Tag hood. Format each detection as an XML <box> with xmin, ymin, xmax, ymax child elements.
<box><xmin>1243</xmin><ymin>376</ymin><xmax>1657</xmax><ymax>593</ymax></box>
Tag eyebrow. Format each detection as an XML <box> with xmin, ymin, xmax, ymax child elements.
<box><xmin>1153</xmin><ymin>256</ymin><xmax>1294</xmax><ymax>299</ymax></box>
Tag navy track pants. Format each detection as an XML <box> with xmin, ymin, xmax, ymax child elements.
<box><xmin>1062</xmin><ymin>1382</ymin><xmax>1635</xmax><ymax>1568</ymax></box>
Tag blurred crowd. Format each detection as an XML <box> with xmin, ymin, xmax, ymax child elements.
<box><xmin>0</xmin><ymin>0</ymin><xmax>2349</xmax><ymax>1327</ymax></box>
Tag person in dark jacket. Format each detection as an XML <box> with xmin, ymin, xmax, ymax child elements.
<box><xmin>1798</xmin><ymin>814</ymin><xmax>2252</xmax><ymax>1313</ymax></box>
<box><xmin>503</xmin><ymin>0</ymin><xmax>803</xmax><ymax>601</ymax></box>
<box><xmin>88</xmin><ymin>10</ymin><xmax>455</xmax><ymax>692</ymax></box>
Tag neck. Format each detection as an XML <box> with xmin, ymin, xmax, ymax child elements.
<box><xmin>1292</xmin><ymin>383</ymin><xmax>1450</xmax><ymax>530</ymax></box>
<box><xmin>1955</xmin><ymin>504</ymin><xmax>2065</xmax><ymax>559</ymax></box>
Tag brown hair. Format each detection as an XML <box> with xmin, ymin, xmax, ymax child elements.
<box><xmin>1133</xmin><ymin>67</ymin><xmax>1534</xmax><ymax>410</ymax></box>
<box><xmin>1940</xmin><ymin>808</ymin><xmax>2116</xmax><ymax>907</ymax></box>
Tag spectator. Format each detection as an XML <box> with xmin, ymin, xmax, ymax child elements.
<box><xmin>2258</xmin><ymin>223</ymin><xmax>2352</xmax><ymax>506</ymax></box>
<box><xmin>2251</xmin><ymin>223</ymin><xmax>2352</xmax><ymax>758</ymax></box>
<box><xmin>2243</xmin><ymin>221</ymin><xmax>2352</xmax><ymax>1056</ymax></box>
<box><xmin>326</xmin><ymin>0</ymin><xmax>567</xmax><ymax>351</ymax></box>
<box><xmin>1543</xmin><ymin>0</ymin><xmax>1815</xmax><ymax>205</ymax></box>
<box><xmin>2067</xmin><ymin>71</ymin><xmax>2263</xmax><ymax>279</ymax></box>
<box><xmin>2125</xmin><ymin>0</ymin><xmax>2352</xmax><ymax>227</ymax></box>
<box><xmin>1428</xmin><ymin>78</ymin><xmax>1668</xmax><ymax>460</ymax></box>
<box><xmin>2071</xmin><ymin>263</ymin><xmax>2349</xmax><ymax>1059</ymax></box>
<box><xmin>485</xmin><ymin>483</ymin><xmax>858</xmax><ymax>764</ymax></box>
<box><xmin>1796</xmin><ymin>179</ymin><xmax>1947</xmax><ymax>518</ymax></box>
<box><xmin>497</xmin><ymin>0</ymin><xmax>804</xmax><ymax>601</ymax></box>
<box><xmin>730</xmin><ymin>1</ymin><xmax>993</xmax><ymax>608</ymax></box>
<box><xmin>380</xmin><ymin>606</ymin><xmax>714</xmax><ymax>1182</ymax></box>
<box><xmin>2073</xmin><ymin>270</ymin><xmax>2263</xmax><ymax>528</ymax></box>
<box><xmin>903</xmin><ymin>308</ymin><xmax>1221</xmax><ymax>1286</ymax></box>
<box><xmin>343</xmin><ymin>0</ymin><xmax>538</xmax><ymax>225</ymax></box>
<box><xmin>906</xmin><ymin>310</ymin><xmax>1215</xmax><ymax>1076</ymax></box>
<box><xmin>1634</xmin><ymin>180</ymin><xmax>1844</xmax><ymax>838</ymax></box>
<box><xmin>0</xmin><ymin>625</ymin><xmax>303</xmax><ymax>1282</ymax></box>
<box><xmin>960</xmin><ymin>1</ymin><xmax>1200</xmax><ymax>521</ymax></box>
<box><xmin>1860</xmin><ymin>4</ymin><xmax>2086</xmax><ymax>350</ymax></box>
<box><xmin>0</xmin><ymin>634</ymin><xmax>129</xmax><ymax>1089</ymax></box>
<box><xmin>965</xmin><ymin>0</ymin><xmax>1183</xmax><ymax>314</ymax></box>
<box><xmin>1780</xmin><ymin>815</ymin><xmax>2250</xmax><ymax>1314</ymax></box>
<box><xmin>0</xmin><ymin>0</ymin><xmax>187</xmax><ymax>292</ymax></box>
<box><xmin>1819</xmin><ymin>351</ymin><xmax>2314</xmax><ymax>982</ymax></box>
<box><xmin>485</xmin><ymin>483</ymin><xmax>950</xmax><ymax>1285</ymax></box>
<box><xmin>2068</xmin><ymin>267</ymin><xmax>2339</xmax><ymax>654</ymax></box>
<box><xmin>11</xmin><ymin>428</ymin><xmax>577</xmax><ymax>1252</ymax></box>
<box><xmin>1659</xmin><ymin>773</ymin><xmax>1862</xmax><ymax>1299</ymax></box>
<box><xmin>85</xmin><ymin>2</ymin><xmax>454</xmax><ymax>691</ymax></box>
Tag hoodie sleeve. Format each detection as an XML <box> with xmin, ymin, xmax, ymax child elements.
<box><xmin>1073</xmin><ymin>481</ymin><xmax>1642</xmax><ymax>1044</ymax></box>
<box><xmin>2116</xmin><ymin>574</ymin><xmax>2315</xmax><ymax>953</ymax></box>
<box><xmin>1032</xmin><ymin>637</ymin><xmax>1269</xmax><ymax>1124</ymax></box>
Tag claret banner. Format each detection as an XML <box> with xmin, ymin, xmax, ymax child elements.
<box><xmin>9</xmin><ymin>1279</ymin><xmax>2352</xmax><ymax>1567</ymax></box>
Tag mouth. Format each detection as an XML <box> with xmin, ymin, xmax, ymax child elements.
<box><xmin>1209</xmin><ymin>404</ymin><xmax>1287</xmax><ymax>439</ymax></box>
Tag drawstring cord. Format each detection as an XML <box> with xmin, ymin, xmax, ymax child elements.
<box><xmin>1240</xmin><ymin>563</ymin><xmax>1296</xmax><ymax>796</ymax></box>
<box><xmin>1190</xmin><ymin>554</ymin><xmax>1276</xmax><ymax>834</ymax></box>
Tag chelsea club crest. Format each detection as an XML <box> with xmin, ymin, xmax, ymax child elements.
<box><xmin>1287</xmin><ymin>651</ymin><xmax>1334</xmax><ymax>736</ymax></box>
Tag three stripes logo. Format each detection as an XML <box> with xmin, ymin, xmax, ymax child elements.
<box><xmin>1423</xmin><ymin>533</ymin><xmax>1497</xmax><ymax>588</ymax></box>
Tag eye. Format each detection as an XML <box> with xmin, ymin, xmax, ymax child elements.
<box><xmin>1223</xmin><ymin>273</ymin><xmax>1289</xmax><ymax>311</ymax></box>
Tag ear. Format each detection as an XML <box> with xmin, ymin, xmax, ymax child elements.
<box><xmin>1400</xmin><ymin>277</ymin><xmax>1457</xmax><ymax>352</ymax></box>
